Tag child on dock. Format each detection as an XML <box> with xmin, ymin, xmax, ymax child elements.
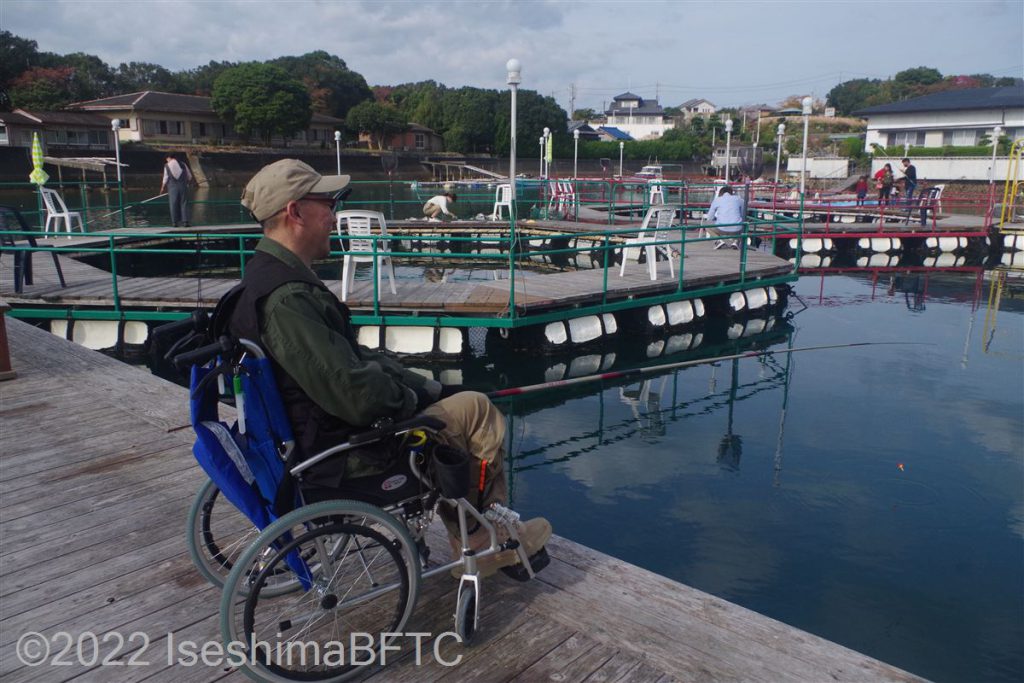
<box><xmin>855</xmin><ymin>175</ymin><xmax>869</xmax><ymax>205</ymax></box>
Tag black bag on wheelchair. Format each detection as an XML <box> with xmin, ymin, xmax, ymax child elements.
<box><xmin>427</xmin><ymin>442</ymin><xmax>472</xmax><ymax>499</ymax></box>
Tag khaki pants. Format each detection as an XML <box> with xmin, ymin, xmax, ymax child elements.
<box><xmin>421</xmin><ymin>391</ymin><xmax>508</xmax><ymax>538</ymax></box>
<box><xmin>423</xmin><ymin>202</ymin><xmax>443</xmax><ymax>218</ymax></box>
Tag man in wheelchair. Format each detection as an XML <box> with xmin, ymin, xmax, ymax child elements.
<box><xmin>232</xmin><ymin>159</ymin><xmax>550</xmax><ymax>578</ymax></box>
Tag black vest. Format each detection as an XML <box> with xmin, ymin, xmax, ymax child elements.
<box><xmin>219</xmin><ymin>249</ymin><xmax>363</xmax><ymax>486</ymax></box>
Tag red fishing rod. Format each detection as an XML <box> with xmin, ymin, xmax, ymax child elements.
<box><xmin>485</xmin><ymin>341</ymin><xmax>919</xmax><ymax>399</ymax></box>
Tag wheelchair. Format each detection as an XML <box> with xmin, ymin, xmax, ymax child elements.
<box><xmin>155</xmin><ymin>314</ymin><xmax>548</xmax><ymax>682</ymax></box>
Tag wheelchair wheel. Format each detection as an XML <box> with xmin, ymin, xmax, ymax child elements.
<box><xmin>186</xmin><ymin>480</ymin><xmax>306</xmax><ymax>598</ymax></box>
<box><xmin>187</xmin><ymin>480</ymin><xmax>260</xmax><ymax>588</ymax></box>
<box><xmin>454</xmin><ymin>587</ymin><xmax>477</xmax><ymax>643</ymax></box>
<box><xmin>220</xmin><ymin>500</ymin><xmax>421</xmax><ymax>682</ymax></box>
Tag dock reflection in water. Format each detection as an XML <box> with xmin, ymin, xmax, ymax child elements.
<box><xmin>478</xmin><ymin>270</ymin><xmax>1022</xmax><ymax>683</ymax></box>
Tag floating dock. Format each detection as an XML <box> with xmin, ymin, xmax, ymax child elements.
<box><xmin>0</xmin><ymin>318</ymin><xmax>925</xmax><ymax>682</ymax></box>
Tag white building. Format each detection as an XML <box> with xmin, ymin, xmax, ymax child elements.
<box><xmin>856</xmin><ymin>86</ymin><xmax>1023</xmax><ymax>151</ymax></box>
<box><xmin>604</xmin><ymin>92</ymin><xmax>674</xmax><ymax>140</ymax></box>
<box><xmin>855</xmin><ymin>86</ymin><xmax>1023</xmax><ymax>181</ymax></box>
<box><xmin>679</xmin><ymin>98</ymin><xmax>716</xmax><ymax>120</ymax></box>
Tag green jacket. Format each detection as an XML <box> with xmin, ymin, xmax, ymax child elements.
<box><xmin>254</xmin><ymin>237</ymin><xmax>427</xmax><ymax>428</ymax></box>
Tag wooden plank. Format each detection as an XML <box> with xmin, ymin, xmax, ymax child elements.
<box><xmin>0</xmin><ymin>319</ymin><xmax>922</xmax><ymax>683</ymax></box>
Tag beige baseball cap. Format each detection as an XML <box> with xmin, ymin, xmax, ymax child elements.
<box><xmin>241</xmin><ymin>159</ymin><xmax>351</xmax><ymax>222</ymax></box>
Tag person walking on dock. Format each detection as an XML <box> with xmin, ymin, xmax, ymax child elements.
<box><xmin>423</xmin><ymin>192</ymin><xmax>457</xmax><ymax>221</ymax></box>
<box><xmin>160</xmin><ymin>154</ymin><xmax>195</xmax><ymax>227</ymax></box>
<box><xmin>706</xmin><ymin>185</ymin><xmax>745</xmax><ymax>249</ymax></box>
<box><xmin>235</xmin><ymin>159</ymin><xmax>549</xmax><ymax>576</ymax></box>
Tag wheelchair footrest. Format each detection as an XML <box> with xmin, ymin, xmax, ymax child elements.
<box><xmin>500</xmin><ymin>546</ymin><xmax>550</xmax><ymax>582</ymax></box>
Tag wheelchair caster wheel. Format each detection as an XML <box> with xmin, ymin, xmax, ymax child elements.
<box><xmin>455</xmin><ymin>587</ymin><xmax>477</xmax><ymax>643</ymax></box>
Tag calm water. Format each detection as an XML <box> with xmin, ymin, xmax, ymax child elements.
<box><xmin>480</xmin><ymin>271</ymin><xmax>1022</xmax><ymax>683</ymax></box>
<box><xmin>9</xmin><ymin>183</ymin><xmax>1021</xmax><ymax>680</ymax></box>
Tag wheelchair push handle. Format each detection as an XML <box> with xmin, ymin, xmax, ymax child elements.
<box><xmin>172</xmin><ymin>335</ymin><xmax>234</xmax><ymax>371</ymax></box>
<box><xmin>153</xmin><ymin>310</ymin><xmax>209</xmax><ymax>342</ymax></box>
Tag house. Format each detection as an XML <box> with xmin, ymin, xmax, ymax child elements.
<box><xmin>604</xmin><ymin>92</ymin><xmax>674</xmax><ymax>139</ymax></box>
<box><xmin>854</xmin><ymin>85</ymin><xmax>1023</xmax><ymax>180</ymax></box>
<box><xmin>358</xmin><ymin>122</ymin><xmax>444</xmax><ymax>152</ymax></box>
<box><xmin>568</xmin><ymin>121</ymin><xmax>600</xmax><ymax>141</ymax></box>
<box><xmin>68</xmin><ymin>90</ymin><xmax>343</xmax><ymax>147</ymax></box>
<box><xmin>0</xmin><ymin>109</ymin><xmax>115</xmax><ymax>150</ymax></box>
<box><xmin>596</xmin><ymin>126</ymin><xmax>634</xmax><ymax>142</ymax></box>
<box><xmin>854</xmin><ymin>86</ymin><xmax>1023</xmax><ymax>151</ymax></box>
<box><xmin>679</xmin><ymin>98</ymin><xmax>716</xmax><ymax>120</ymax></box>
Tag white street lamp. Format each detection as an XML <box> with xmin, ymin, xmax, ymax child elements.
<box><xmin>800</xmin><ymin>96</ymin><xmax>812</xmax><ymax>197</ymax></box>
<box><xmin>724</xmin><ymin>118</ymin><xmax>733</xmax><ymax>182</ymax></box>
<box><xmin>110</xmin><ymin>118</ymin><xmax>122</xmax><ymax>183</ymax></box>
<box><xmin>990</xmin><ymin>125</ymin><xmax>1002</xmax><ymax>185</ymax></box>
<box><xmin>774</xmin><ymin>123</ymin><xmax>785</xmax><ymax>184</ymax></box>
<box><xmin>573</xmin><ymin>128</ymin><xmax>580</xmax><ymax>179</ymax></box>
<box><xmin>506</xmin><ymin>58</ymin><xmax>520</xmax><ymax>218</ymax></box>
<box><xmin>543</xmin><ymin>126</ymin><xmax>551</xmax><ymax>178</ymax></box>
<box><xmin>539</xmin><ymin>135</ymin><xmax>545</xmax><ymax>178</ymax></box>
<box><xmin>618</xmin><ymin>140</ymin><xmax>624</xmax><ymax>177</ymax></box>
<box><xmin>334</xmin><ymin>131</ymin><xmax>342</xmax><ymax>175</ymax></box>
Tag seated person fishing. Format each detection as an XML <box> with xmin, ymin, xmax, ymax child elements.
<box><xmin>232</xmin><ymin>159</ymin><xmax>550</xmax><ymax>575</ymax></box>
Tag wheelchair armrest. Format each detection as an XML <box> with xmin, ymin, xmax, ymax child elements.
<box><xmin>290</xmin><ymin>414</ymin><xmax>447</xmax><ymax>478</ymax></box>
<box><xmin>349</xmin><ymin>415</ymin><xmax>447</xmax><ymax>446</ymax></box>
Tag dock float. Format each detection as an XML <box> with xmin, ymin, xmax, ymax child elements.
<box><xmin>0</xmin><ymin>319</ymin><xmax>924</xmax><ymax>682</ymax></box>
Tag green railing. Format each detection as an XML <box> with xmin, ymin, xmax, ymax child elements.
<box><xmin>2</xmin><ymin>178</ymin><xmax>802</xmax><ymax>327</ymax></box>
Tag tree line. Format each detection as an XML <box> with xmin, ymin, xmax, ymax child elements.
<box><xmin>825</xmin><ymin>66</ymin><xmax>1017</xmax><ymax>115</ymax></box>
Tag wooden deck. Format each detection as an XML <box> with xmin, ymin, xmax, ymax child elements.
<box><xmin>2</xmin><ymin>231</ymin><xmax>793</xmax><ymax>317</ymax></box>
<box><xmin>0</xmin><ymin>318</ymin><xmax>925</xmax><ymax>682</ymax></box>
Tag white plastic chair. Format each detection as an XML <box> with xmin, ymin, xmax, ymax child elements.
<box><xmin>336</xmin><ymin>210</ymin><xmax>397</xmax><ymax>302</ymax></box>
<box><xmin>619</xmin><ymin>205</ymin><xmax>678</xmax><ymax>280</ymax></box>
<box><xmin>40</xmin><ymin>187</ymin><xmax>85</xmax><ymax>238</ymax></box>
<box><xmin>490</xmin><ymin>184</ymin><xmax>513</xmax><ymax>220</ymax></box>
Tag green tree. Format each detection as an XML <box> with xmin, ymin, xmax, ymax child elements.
<box><xmin>58</xmin><ymin>52</ymin><xmax>119</xmax><ymax>100</ymax></box>
<box><xmin>345</xmin><ymin>100</ymin><xmax>408</xmax><ymax>149</ymax></box>
<box><xmin>441</xmin><ymin>87</ymin><xmax>500</xmax><ymax>153</ymax></box>
<box><xmin>212</xmin><ymin>63</ymin><xmax>312</xmax><ymax>144</ymax></box>
<box><xmin>177</xmin><ymin>60</ymin><xmax>238</xmax><ymax>95</ymax></box>
<box><xmin>384</xmin><ymin>80</ymin><xmax>447</xmax><ymax>132</ymax></box>
<box><xmin>826</xmin><ymin>78</ymin><xmax>881</xmax><ymax>115</ymax></box>
<box><xmin>117</xmin><ymin>61</ymin><xmax>178</xmax><ymax>92</ymax></box>
<box><xmin>494</xmin><ymin>89</ymin><xmax>567</xmax><ymax>156</ymax></box>
<box><xmin>269</xmin><ymin>51</ymin><xmax>372</xmax><ymax>118</ymax></box>
<box><xmin>0</xmin><ymin>31</ymin><xmax>41</xmax><ymax>90</ymax></box>
<box><xmin>572</xmin><ymin>107</ymin><xmax>597</xmax><ymax>121</ymax></box>
<box><xmin>8</xmin><ymin>66</ymin><xmax>80</xmax><ymax>109</ymax></box>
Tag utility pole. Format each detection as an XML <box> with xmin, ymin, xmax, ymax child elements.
<box><xmin>569</xmin><ymin>83</ymin><xmax>577</xmax><ymax>119</ymax></box>
<box><xmin>655</xmin><ymin>81</ymin><xmax>660</xmax><ymax>101</ymax></box>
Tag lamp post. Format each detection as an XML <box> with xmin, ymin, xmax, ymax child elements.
<box><xmin>774</xmin><ymin>123</ymin><xmax>785</xmax><ymax>184</ymax></box>
<box><xmin>506</xmin><ymin>58</ymin><xmax>520</xmax><ymax>220</ymax></box>
<box><xmin>799</xmin><ymin>96</ymin><xmax>812</xmax><ymax>197</ymax></box>
<box><xmin>334</xmin><ymin>131</ymin><xmax>342</xmax><ymax>175</ymax></box>
<box><xmin>111</xmin><ymin>118</ymin><xmax>124</xmax><ymax>227</ymax></box>
<box><xmin>573</xmin><ymin>128</ymin><xmax>580</xmax><ymax>179</ymax></box>
<box><xmin>990</xmin><ymin>125</ymin><xmax>1002</xmax><ymax>185</ymax></box>
<box><xmin>543</xmin><ymin>126</ymin><xmax>551</xmax><ymax>178</ymax></box>
<box><xmin>539</xmin><ymin>135</ymin><xmax>545</xmax><ymax>178</ymax></box>
<box><xmin>724</xmin><ymin>118</ymin><xmax>733</xmax><ymax>182</ymax></box>
<box><xmin>618</xmin><ymin>140</ymin><xmax>624</xmax><ymax>177</ymax></box>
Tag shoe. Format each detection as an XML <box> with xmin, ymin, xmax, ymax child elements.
<box><xmin>729</xmin><ymin>241</ymin><xmax>739</xmax><ymax>250</ymax></box>
<box><xmin>451</xmin><ymin>516</ymin><xmax>552</xmax><ymax>579</ymax></box>
<box><xmin>714</xmin><ymin>240</ymin><xmax>726</xmax><ymax>250</ymax></box>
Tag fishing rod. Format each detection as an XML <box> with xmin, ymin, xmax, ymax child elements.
<box><xmin>96</xmin><ymin>193</ymin><xmax>168</xmax><ymax>220</ymax></box>
<box><xmin>485</xmin><ymin>341</ymin><xmax>921</xmax><ymax>399</ymax></box>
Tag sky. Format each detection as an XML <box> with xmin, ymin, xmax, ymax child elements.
<box><xmin>2</xmin><ymin>0</ymin><xmax>1022</xmax><ymax>113</ymax></box>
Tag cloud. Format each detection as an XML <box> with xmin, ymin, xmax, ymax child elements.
<box><xmin>2</xmin><ymin>0</ymin><xmax>1021</xmax><ymax>112</ymax></box>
